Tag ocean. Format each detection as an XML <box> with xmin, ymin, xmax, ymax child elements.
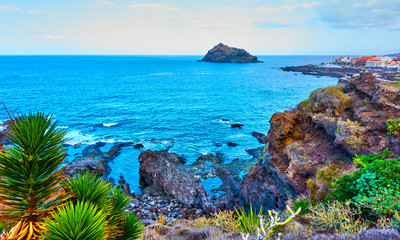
<box><xmin>0</xmin><ymin>55</ymin><xmax>338</xmax><ymax>192</ymax></box>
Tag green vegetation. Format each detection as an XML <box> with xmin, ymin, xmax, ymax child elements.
<box><xmin>309</xmin><ymin>201</ymin><xmax>366</xmax><ymax>235</ymax></box>
<box><xmin>235</xmin><ymin>204</ymin><xmax>265</xmax><ymax>235</ymax></box>
<box><xmin>386</xmin><ymin>118</ymin><xmax>400</xmax><ymax>135</ymax></box>
<box><xmin>67</xmin><ymin>172</ymin><xmax>144</xmax><ymax>239</ymax></box>
<box><xmin>293</xmin><ymin>199</ymin><xmax>310</xmax><ymax>216</ymax></box>
<box><xmin>43</xmin><ymin>201</ymin><xmax>108</xmax><ymax>240</ymax></box>
<box><xmin>0</xmin><ymin>113</ymin><xmax>143</xmax><ymax>239</ymax></box>
<box><xmin>330</xmin><ymin>152</ymin><xmax>400</xmax><ymax>217</ymax></box>
<box><xmin>335</xmin><ymin>119</ymin><xmax>366</xmax><ymax>150</ymax></box>
<box><xmin>0</xmin><ymin>113</ymin><xmax>71</xmax><ymax>239</ymax></box>
<box><xmin>306</xmin><ymin>162</ymin><xmax>345</xmax><ymax>203</ymax></box>
<box><xmin>353</xmin><ymin>150</ymin><xmax>392</xmax><ymax>168</ymax></box>
<box><xmin>298</xmin><ymin>86</ymin><xmax>351</xmax><ymax>114</ymax></box>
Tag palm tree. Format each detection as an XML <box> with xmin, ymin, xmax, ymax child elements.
<box><xmin>0</xmin><ymin>113</ymin><xmax>71</xmax><ymax>239</ymax></box>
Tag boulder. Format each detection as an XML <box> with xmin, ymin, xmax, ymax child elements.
<box><xmin>227</xmin><ymin>142</ymin><xmax>238</xmax><ymax>147</ymax></box>
<box><xmin>138</xmin><ymin>150</ymin><xmax>215</xmax><ymax>213</ymax></box>
<box><xmin>252</xmin><ymin>132</ymin><xmax>266</xmax><ymax>143</ymax></box>
<box><xmin>200</xmin><ymin>43</ymin><xmax>262</xmax><ymax>63</ymax></box>
<box><xmin>231</xmin><ymin>123</ymin><xmax>244</xmax><ymax>128</ymax></box>
<box><xmin>134</xmin><ymin>143</ymin><xmax>144</xmax><ymax>149</ymax></box>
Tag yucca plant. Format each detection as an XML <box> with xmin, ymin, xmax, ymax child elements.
<box><xmin>67</xmin><ymin>172</ymin><xmax>111</xmax><ymax>210</ymax></box>
<box><xmin>67</xmin><ymin>172</ymin><xmax>144</xmax><ymax>239</ymax></box>
<box><xmin>121</xmin><ymin>213</ymin><xmax>144</xmax><ymax>240</ymax></box>
<box><xmin>43</xmin><ymin>201</ymin><xmax>108</xmax><ymax>240</ymax></box>
<box><xmin>108</xmin><ymin>187</ymin><xmax>132</xmax><ymax>237</ymax></box>
<box><xmin>235</xmin><ymin>204</ymin><xmax>267</xmax><ymax>235</ymax></box>
<box><xmin>0</xmin><ymin>113</ymin><xmax>71</xmax><ymax>239</ymax></box>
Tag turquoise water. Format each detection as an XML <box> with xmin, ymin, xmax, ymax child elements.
<box><xmin>0</xmin><ymin>55</ymin><xmax>338</xmax><ymax>191</ymax></box>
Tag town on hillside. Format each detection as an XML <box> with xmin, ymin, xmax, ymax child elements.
<box><xmin>334</xmin><ymin>55</ymin><xmax>400</xmax><ymax>71</ymax></box>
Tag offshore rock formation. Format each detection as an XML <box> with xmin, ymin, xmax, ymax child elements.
<box><xmin>138</xmin><ymin>150</ymin><xmax>216</xmax><ymax>213</ymax></box>
<box><xmin>200</xmin><ymin>43</ymin><xmax>262</xmax><ymax>63</ymax></box>
<box><xmin>241</xmin><ymin>72</ymin><xmax>400</xmax><ymax>211</ymax></box>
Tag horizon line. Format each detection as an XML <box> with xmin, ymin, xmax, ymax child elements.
<box><xmin>0</xmin><ymin>54</ymin><xmax>383</xmax><ymax>57</ymax></box>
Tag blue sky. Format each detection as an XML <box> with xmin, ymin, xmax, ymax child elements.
<box><xmin>0</xmin><ymin>0</ymin><xmax>399</xmax><ymax>55</ymax></box>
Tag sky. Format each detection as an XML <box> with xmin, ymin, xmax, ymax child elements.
<box><xmin>0</xmin><ymin>0</ymin><xmax>399</xmax><ymax>55</ymax></box>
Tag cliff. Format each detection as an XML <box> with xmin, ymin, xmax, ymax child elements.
<box><xmin>200</xmin><ymin>43</ymin><xmax>261</xmax><ymax>63</ymax></box>
<box><xmin>241</xmin><ymin>72</ymin><xmax>400</xmax><ymax>210</ymax></box>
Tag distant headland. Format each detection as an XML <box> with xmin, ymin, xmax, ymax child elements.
<box><xmin>200</xmin><ymin>43</ymin><xmax>262</xmax><ymax>63</ymax></box>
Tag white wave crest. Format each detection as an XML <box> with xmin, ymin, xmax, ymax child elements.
<box><xmin>103</xmin><ymin>123</ymin><xmax>119</xmax><ymax>127</ymax></box>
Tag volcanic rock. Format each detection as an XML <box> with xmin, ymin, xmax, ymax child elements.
<box><xmin>227</xmin><ymin>142</ymin><xmax>238</xmax><ymax>147</ymax></box>
<box><xmin>138</xmin><ymin>150</ymin><xmax>215</xmax><ymax>213</ymax></box>
<box><xmin>241</xmin><ymin>72</ymin><xmax>400</xmax><ymax>211</ymax></box>
<box><xmin>134</xmin><ymin>143</ymin><xmax>144</xmax><ymax>149</ymax></box>
<box><xmin>231</xmin><ymin>123</ymin><xmax>244</xmax><ymax>128</ymax></box>
<box><xmin>200</xmin><ymin>43</ymin><xmax>261</xmax><ymax>63</ymax></box>
<box><xmin>252</xmin><ymin>132</ymin><xmax>266</xmax><ymax>143</ymax></box>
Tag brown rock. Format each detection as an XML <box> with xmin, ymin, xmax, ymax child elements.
<box><xmin>139</xmin><ymin>150</ymin><xmax>215</xmax><ymax>213</ymax></box>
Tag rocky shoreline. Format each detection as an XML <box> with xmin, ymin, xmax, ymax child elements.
<box><xmin>2</xmin><ymin>70</ymin><xmax>399</xmax><ymax>226</ymax></box>
<box><xmin>281</xmin><ymin>64</ymin><xmax>399</xmax><ymax>81</ymax></box>
<box><xmin>281</xmin><ymin>64</ymin><xmax>360</xmax><ymax>78</ymax></box>
<box><xmin>0</xmin><ymin>119</ymin><xmax>266</xmax><ymax>224</ymax></box>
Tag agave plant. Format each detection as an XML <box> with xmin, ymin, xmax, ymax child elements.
<box><xmin>0</xmin><ymin>113</ymin><xmax>71</xmax><ymax>239</ymax></box>
<box><xmin>43</xmin><ymin>201</ymin><xmax>108</xmax><ymax>240</ymax></box>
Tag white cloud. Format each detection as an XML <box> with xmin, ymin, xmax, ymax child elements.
<box><xmin>0</xmin><ymin>4</ymin><xmax>19</xmax><ymax>13</ymax></box>
<box><xmin>44</xmin><ymin>35</ymin><xmax>62</xmax><ymax>39</ymax></box>
<box><xmin>316</xmin><ymin>0</ymin><xmax>400</xmax><ymax>30</ymax></box>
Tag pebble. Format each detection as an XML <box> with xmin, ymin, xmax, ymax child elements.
<box><xmin>127</xmin><ymin>193</ymin><xmax>206</xmax><ymax>224</ymax></box>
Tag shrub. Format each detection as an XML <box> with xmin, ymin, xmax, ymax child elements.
<box><xmin>309</xmin><ymin>201</ymin><xmax>366</xmax><ymax>235</ymax></box>
<box><xmin>354</xmin><ymin>187</ymin><xmax>400</xmax><ymax>217</ymax></box>
<box><xmin>353</xmin><ymin>150</ymin><xmax>392</xmax><ymax>168</ymax></box>
<box><xmin>330</xmin><ymin>152</ymin><xmax>400</xmax><ymax>219</ymax></box>
<box><xmin>306</xmin><ymin>162</ymin><xmax>345</xmax><ymax>203</ymax></box>
<box><xmin>309</xmin><ymin>86</ymin><xmax>351</xmax><ymax>114</ymax></box>
<box><xmin>386</xmin><ymin>118</ymin><xmax>400</xmax><ymax>136</ymax></box>
<box><xmin>330</xmin><ymin>158</ymin><xmax>400</xmax><ymax>202</ymax></box>
<box><xmin>0</xmin><ymin>113</ymin><xmax>71</xmax><ymax>239</ymax></box>
<box><xmin>43</xmin><ymin>201</ymin><xmax>108</xmax><ymax>240</ymax></box>
<box><xmin>335</xmin><ymin>120</ymin><xmax>366</xmax><ymax>151</ymax></box>
<box><xmin>293</xmin><ymin>200</ymin><xmax>310</xmax><ymax>216</ymax></box>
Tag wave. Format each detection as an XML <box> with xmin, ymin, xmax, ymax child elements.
<box><xmin>57</xmin><ymin>126</ymin><xmax>69</xmax><ymax>129</ymax></box>
<box><xmin>65</xmin><ymin>130</ymin><xmax>97</xmax><ymax>145</ymax></box>
<box><xmin>103</xmin><ymin>123</ymin><xmax>119</xmax><ymax>127</ymax></box>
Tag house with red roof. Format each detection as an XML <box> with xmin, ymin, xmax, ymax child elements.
<box><xmin>355</xmin><ymin>56</ymin><xmax>373</xmax><ymax>67</ymax></box>
<box><xmin>366</xmin><ymin>57</ymin><xmax>380</xmax><ymax>67</ymax></box>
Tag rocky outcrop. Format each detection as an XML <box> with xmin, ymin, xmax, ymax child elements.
<box><xmin>138</xmin><ymin>150</ymin><xmax>215</xmax><ymax>213</ymax></box>
<box><xmin>67</xmin><ymin>142</ymin><xmax>131</xmax><ymax>177</ymax></box>
<box><xmin>240</xmin><ymin>73</ymin><xmax>400</xmax><ymax>211</ymax></box>
<box><xmin>200</xmin><ymin>43</ymin><xmax>261</xmax><ymax>63</ymax></box>
<box><xmin>281</xmin><ymin>65</ymin><xmax>359</xmax><ymax>78</ymax></box>
<box><xmin>252</xmin><ymin>132</ymin><xmax>266</xmax><ymax>143</ymax></box>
